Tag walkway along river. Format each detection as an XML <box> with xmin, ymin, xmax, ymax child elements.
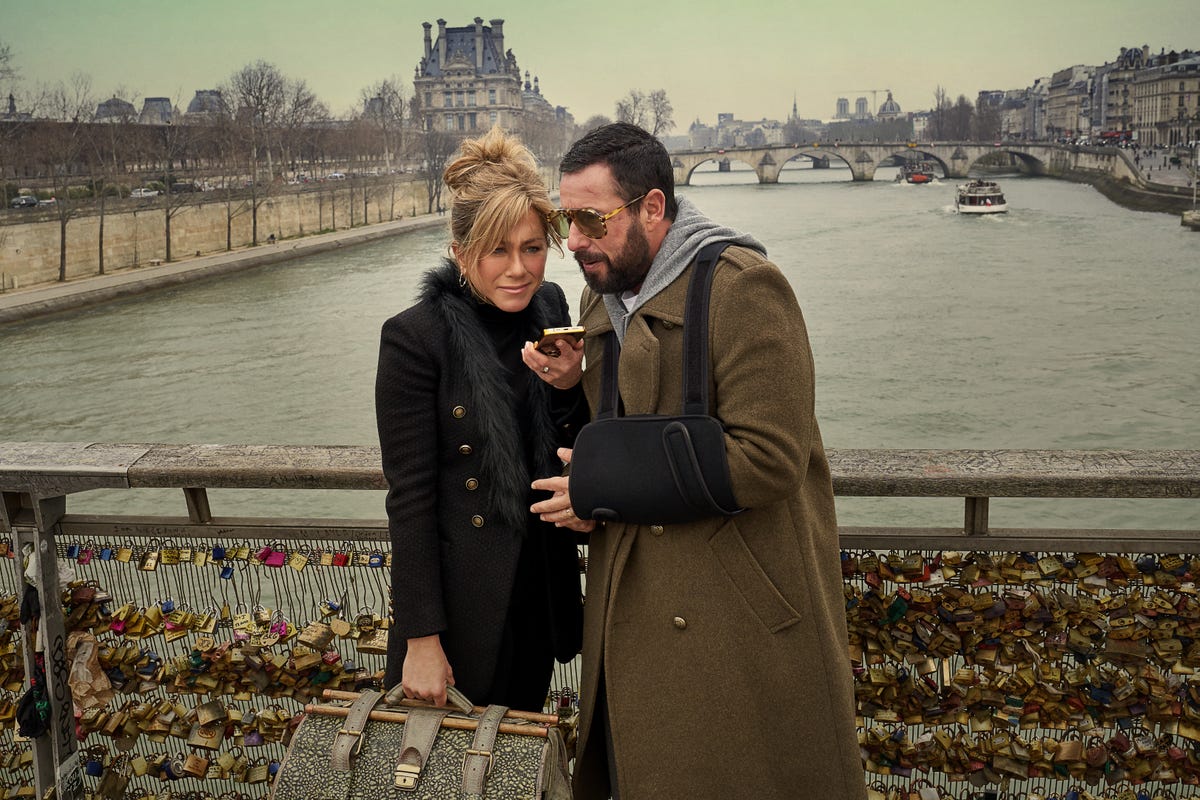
<box><xmin>0</xmin><ymin>162</ymin><xmax>1196</xmax><ymax>531</ymax></box>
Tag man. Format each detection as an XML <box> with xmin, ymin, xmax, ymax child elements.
<box><xmin>530</xmin><ymin>123</ymin><xmax>866</xmax><ymax>799</ymax></box>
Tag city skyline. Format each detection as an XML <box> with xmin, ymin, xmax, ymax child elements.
<box><xmin>4</xmin><ymin>0</ymin><xmax>1199</xmax><ymax>129</ymax></box>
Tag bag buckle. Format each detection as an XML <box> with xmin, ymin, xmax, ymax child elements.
<box><xmin>337</xmin><ymin>727</ymin><xmax>365</xmax><ymax>758</ymax></box>
<box><xmin>463</xmin><ymin>747</ymin><xmax>494</xmax><ymax>775</ymax></box>
<box><xmin>394</xmin><ymin>763</ymin><xmax>420</xmax><ymax>790</ymax></box>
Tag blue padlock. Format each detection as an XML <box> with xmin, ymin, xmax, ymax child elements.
<box><xmin>212</xmin><ymin>545</ymin><xmax>227</xmax><ymax>560</ymax></box>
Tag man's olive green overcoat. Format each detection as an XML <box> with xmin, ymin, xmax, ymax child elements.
<box><xmin>571</xmin><ymin>246</ymin><xmax>867</xmax><ymax>800</ymax></box>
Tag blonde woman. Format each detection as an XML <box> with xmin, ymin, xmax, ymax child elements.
<box><xmin>375</xmin><ymin>127</ymin><xmax>585</xmax><ymax>709</ymax></box>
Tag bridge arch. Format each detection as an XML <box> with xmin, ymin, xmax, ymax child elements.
<box><xmin>672</xmin><ymin>143</ymin><xmax>1065</xmax><ymax>185</ymax></box>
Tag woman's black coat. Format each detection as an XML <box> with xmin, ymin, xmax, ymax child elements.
<box><xmin>375</xmin><ymin>261</ymin><xmax>584</xmax><ymax>698</ymax></box>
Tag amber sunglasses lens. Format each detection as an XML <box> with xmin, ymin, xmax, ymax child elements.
<box><xmin>548</xmin><ymin>211</ymin><xmax>571</xmax><ymax>238</ymax></box>
<box><xmin>571</xmin><ymin>210</ymin><xmax>607</xmax><ymax>239</ymax></box>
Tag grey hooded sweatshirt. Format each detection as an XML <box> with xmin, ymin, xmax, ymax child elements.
<box><xmin>602</xmin><ymin>196</ymin><xmax>767</xmax><ymax>342</ymax></box>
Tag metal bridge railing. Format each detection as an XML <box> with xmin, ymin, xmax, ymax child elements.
<box><xmin>2</xmin><ymin>443</ymin><xmax>1198</xmax><ymax>800</ymax></box>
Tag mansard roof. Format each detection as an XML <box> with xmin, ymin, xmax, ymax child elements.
<box><xmin>421</xmin><ymin>22</ymin><xmax>506</xmax><ymax>78</ymax></box>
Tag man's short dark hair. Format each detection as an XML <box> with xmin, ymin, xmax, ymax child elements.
<box><xmin>560</xmin><ymin>122</ymin><xmax>678</xmax><ymax>221</ymax></box>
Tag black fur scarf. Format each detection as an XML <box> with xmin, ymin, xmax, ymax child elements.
<box><xmin>419</xmin><ymin>259</ymin><xmax>564</xmax><ymax>532</ymax></box>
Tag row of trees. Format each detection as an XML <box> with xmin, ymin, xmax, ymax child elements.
<box><xmin>2</xmin><ymin>40</ymin><xmax>677</xmax><ymax>282</ymax></box>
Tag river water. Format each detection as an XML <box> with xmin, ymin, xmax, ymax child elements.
<box><xmin>1</xmin><ymin>163</ymin><xmax>1197</xmax><ymax>530</ymax></box>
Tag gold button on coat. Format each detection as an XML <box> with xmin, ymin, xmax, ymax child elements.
<box><xmin>673</xmin><ymin>616</ymin><xmax>687</xmax><ymax>630</ymax></box>
<box><xmin>650</xmin><ymin>525</ymin><xmax>664</xmax><ymax>536</ymax></box>
<box><xmin>458</xmin><ymin>444</ymin><xmax>472</xmax><ymax>455</ymax></box>
<box><xmin>452</xmin><ymin>405</ymin><xmax>466</xmax><ymax>419</ymax></box>
<box><xmin>465</xmin><ymin>478</ymin><xmax>479</xmax><ymax>491</ymax></box>
<box><xmin>471</xmin><ymin>515</ymin><xmax>484</xmax><ymax>528</ymax></box>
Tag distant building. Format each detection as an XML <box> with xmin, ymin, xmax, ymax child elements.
<box><xmin>1</xmin><ymin>93</ymin><xmax>31</xmax><ymax>121</ymax></box>
<box><xmin>688</xmin><ymin>118</ymin><xmax>717</xmax><ymax>149</ymax></box>
<box><xmin>1089</xmin><ymin>46</ymin><xmax>1148</xmax><ymax>137</ymax></box>
<box><xmin>854</xmin><ymin>97</ymin><xmax>869</xmax><ymax>119</ymax></box>
<box><xmin>876</xmin><ymin>91</ymin><xmax>902</xmax><ymax>121</ymax></box>
<box><xmin>186</xmin><ymin>89</ymin><xmax>226</xmax><ymax>118</ymax></box>
<box><xmin>1131</xmin><ymin>49</ymin><xmax>1200</xmax><ymax>147</ymax></box>
<box><xmin>414</xmin><ymin>17</ymin><xmax>525</xmax><ymax>133</ymax></box>
<box><xmin>835</xmin><ymin>97</ymin><xmax>849</xmax><ymax>119</ymax></box>
<box><xmin>140</xmin><ymin>97</ymin><xmax>175</xmax><ymax>125</ymax></box>
<box><xmin>95</xmin><ymin>97</ymin><xmax>137</xmax><ymax>122</ymax></box>
<box><xmin>1045</xmin><ymin>65</ymin><xmax>1094</xmax><ymax>140</ymax></box>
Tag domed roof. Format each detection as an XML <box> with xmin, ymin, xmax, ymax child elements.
<box><xmin>878</xmin><ymin>91</ymin><xmax>901</xmax><ymax>115</ymax></box>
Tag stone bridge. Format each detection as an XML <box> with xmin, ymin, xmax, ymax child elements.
<box><xmin>671</xmin><ymin>142</ymin><xmax>1141</xmax><ymax>184</ymax></box>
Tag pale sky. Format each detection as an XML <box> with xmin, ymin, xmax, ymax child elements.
<box><xmin>4</xmin><ymin>0</ymin><xmax>1199</xmax><ymax>129</ymax></box>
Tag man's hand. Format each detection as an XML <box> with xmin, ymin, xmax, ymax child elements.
<box><xmin>531</xmin><ymin>447</ymin><xmax>595</xmax><ymax>532</ymax></box>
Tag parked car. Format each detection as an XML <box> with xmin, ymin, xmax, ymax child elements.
<box><xmin>10</xmin><ymin>195</ymin><xmax>38</xmax><ymax>208</ymax></box>
<box><xmin>326</xmin><ymin>172</ymin><xmax>346</xmax><ymax>180</ymax></box>
<box><xmin>169</xmin><ymin>181</ymin><xmax>196</xmax><ymax>193</ymax></box>
<box><xmin>130</xmin><ymin>188</ymin><xmax>160</xmax><ymax>198</ymax></box>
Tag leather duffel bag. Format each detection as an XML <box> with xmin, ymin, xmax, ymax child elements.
<box><xmin>270</xmin><ymin>688</ymin><xmax>571</xmax><ymax>800</ymax></box>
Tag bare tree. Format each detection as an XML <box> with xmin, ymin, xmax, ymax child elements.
<box><xmin>615</xmin><ymin>90</ymin><xmax>647</xmax><ymax>129</ymax></box>
<box><xmin>88</xmin><ymin>87</ymin><xmax>141</xmax><ymax>274</ymax></box>
<box><xmin>615</xmin><ymin>89</ymin><xmax>674</xmax><ymax>137</ymax></box>
<box><xmin>931</xmin><ymin>86</ymin><xmax>950</xmax><ymax>140</ymax></box>
<box><xmin>578</xmin><ymin>115</ymin><xmax>612</xmax><ymax>138</ymax></box>
<box><xmin>419</xmin><ymin>128</ymin><xmax>458</xmax><ymax>215</ymax></box>
<box><xmin>156</xmin><ymin>106</ymin><xmax>201</xmax><ymax>262</ymax></box>
<box><xmin>40</xmin><ymin>73</ymin><xmax>95</xmax><ymax>281</ymax></box>
<box><xmin>647</xmin><ymin>90</ymin><xmax>675</xmax><ymax>137</ymax></box>
<box><xmin>225</xmin><ymin>61</ymin><xmax>288</xmax><ymax>244</ymax></box>
<box><xmin>949</xmin><ymin>95</ymin><xmax>975</xmax><ymax>140</ymax></box>
<box><xmin>359</xmin><ymin>78</ymin><xmax>408</xmax><ymax>220</ymax></box>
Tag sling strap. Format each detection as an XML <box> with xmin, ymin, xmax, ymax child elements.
<box><xmin>597</xmin><ymin>241</ymin><xmax>730</xmax><ymax>419</ymax></box>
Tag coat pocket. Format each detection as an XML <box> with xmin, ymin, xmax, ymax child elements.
<box><xmin>707</xmin><ymin>519</ymin><xmax>801</xmax><ymax>633</ymax></box>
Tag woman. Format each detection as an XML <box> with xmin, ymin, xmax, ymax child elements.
<box><xmin>375</xmin><ymin>127</ymin><xmax>585</xmax><ymax>711</ymax></box>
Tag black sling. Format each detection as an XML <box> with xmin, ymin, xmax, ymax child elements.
<box><xmin>569</xmin><ymin>241</ymin><xmax>743</xmax><ymax>524</ymax></box>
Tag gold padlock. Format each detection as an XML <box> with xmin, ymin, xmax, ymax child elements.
<box><xmin>183</xmin><ymin>752</ymin><xmax>211</xmax><ymax>777</ymax></box>
<box><xmin>138</xmin><ymin>547</ymin><xmax>160</xmax><ymax>571</ymax></box>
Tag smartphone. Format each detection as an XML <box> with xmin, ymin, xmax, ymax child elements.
<box><xmin>536</xmin><ymin>326</ymin><xmax>585</xmax><ymax>357</ymax></box>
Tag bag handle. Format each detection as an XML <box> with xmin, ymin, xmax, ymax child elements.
<box><xmin>597</xmin><ymin>241</ymin><xmax>730</xmax><ymax>420</ymax></box>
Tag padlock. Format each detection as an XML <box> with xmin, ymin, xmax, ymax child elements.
<box><xmin>183</xmin><ymin>752</ymin><xmax>210</xmax><ymax>778</ymax></box>
<box><xmin>264</xmin><ymin>548</ymin><xmax>288</xmax><ymax>568</ymax></box>
<box><xmin>196</xmin><ymin>700</ymin><xmax>228</xmax><ymax>726</ymax></box>
<box><xmin>289</xmin><ymin>550</ymin><xmax>309</xmax><ymax>571</ymax></box>
<box><xmin>138</xmin><ymin>546</ymin><xmax>160</xmax><ymax>571</ymax></box>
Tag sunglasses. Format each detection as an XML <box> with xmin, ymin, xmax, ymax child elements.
<box><xmin>547</xmin><ymin>194</ymin><xmax>646</xmax><ymax>239</ymax></box>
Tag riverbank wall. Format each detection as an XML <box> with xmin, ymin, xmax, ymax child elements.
<box><xmin>0</xmin><ymin>177</ymin><xmax>436</xmax><ymax>291</ymax></box>
<box><xmin>1043</xmin><ymin>146</ymin><xmax>1195</xmax><ymax>214</ymax></box>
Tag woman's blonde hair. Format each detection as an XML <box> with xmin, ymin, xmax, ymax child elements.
<box><xmin>443</xmin><ymin>126</ymin><xmax>561</xmax><ymax>284</ymax></box>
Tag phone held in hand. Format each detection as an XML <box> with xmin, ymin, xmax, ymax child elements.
<box><xmin>536</xmin><ymin>326</ymin><xmax>585</xmax><ymax>357</ymax></box>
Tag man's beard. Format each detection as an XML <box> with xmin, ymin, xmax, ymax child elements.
<box><xmin>575</xmin><ymin>220</ymin><xmax>652</xmax><ymax>295</ymax></box>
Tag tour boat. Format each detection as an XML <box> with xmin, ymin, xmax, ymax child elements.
<box><xmin>896</xmin><ymin>156</ymin><xmax>938</xmax><ymax>184</ymax></box>
<box><xmin>955</xmin><ymin>179</ymin><xmax>1008</xmax><ymax>214</ymax></box>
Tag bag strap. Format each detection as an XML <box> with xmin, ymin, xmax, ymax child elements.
<box><xmin>460</xmin><ymin>703</ymin><xmax>509</xmax><ymax>798</ymax></box>
<box><xmin>394</xmin><ymin>707</ymin><xmax>451</xmax><ymax>791</ymax></box>
<box><xmin>682</xmin><ymin>241</ymin><xmax>729</xmax><ymax>415</ymax></box>
<box><xmin>596</xmin><ymin>241</ymin><xmax>730</xmax><ymax>419</ymax></box>
<box><xmin>329</xmin><ymin>689</ymin><xmax>382</xmax><ymax>772</ymax></box>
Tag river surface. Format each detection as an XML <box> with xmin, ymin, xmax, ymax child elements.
<box><xmin>2</xmin><ymin>163</ymin><xmax>1197</xmax><ymax>530</ymax></box>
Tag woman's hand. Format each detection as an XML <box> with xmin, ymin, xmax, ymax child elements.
<box><xmin>531</xmin><ymin>448</ymin><xmax>595</xmax><ymax>533</ymax></box>
<box><xmin>399</xmin><ymin>634</ymin><xmax>454</xmax><ymax>706</ymax></box>
<box><xmin>522</xmin><ymin>337</ymin><xmax>584</xmax><ymax>390</ymax></box>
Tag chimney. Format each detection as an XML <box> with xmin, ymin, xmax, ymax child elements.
<box><xmin>437</xmin><ymin>19</ymin><xmax>447</xmax><ymax>66</ymax></box>
<box><xmin>423</xmin><ymin>22</ymin><xmax>432</xmax><ymax>61</ymax></box>
<box><xmin>474</xmin><ymin>18</ymin><xmax>484</xmax><ymax>69</ymax></box>
<box><xmin>490</xmin><ymin>19</ymin><xmax>504</xmax><ymax>60</ymax></box>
